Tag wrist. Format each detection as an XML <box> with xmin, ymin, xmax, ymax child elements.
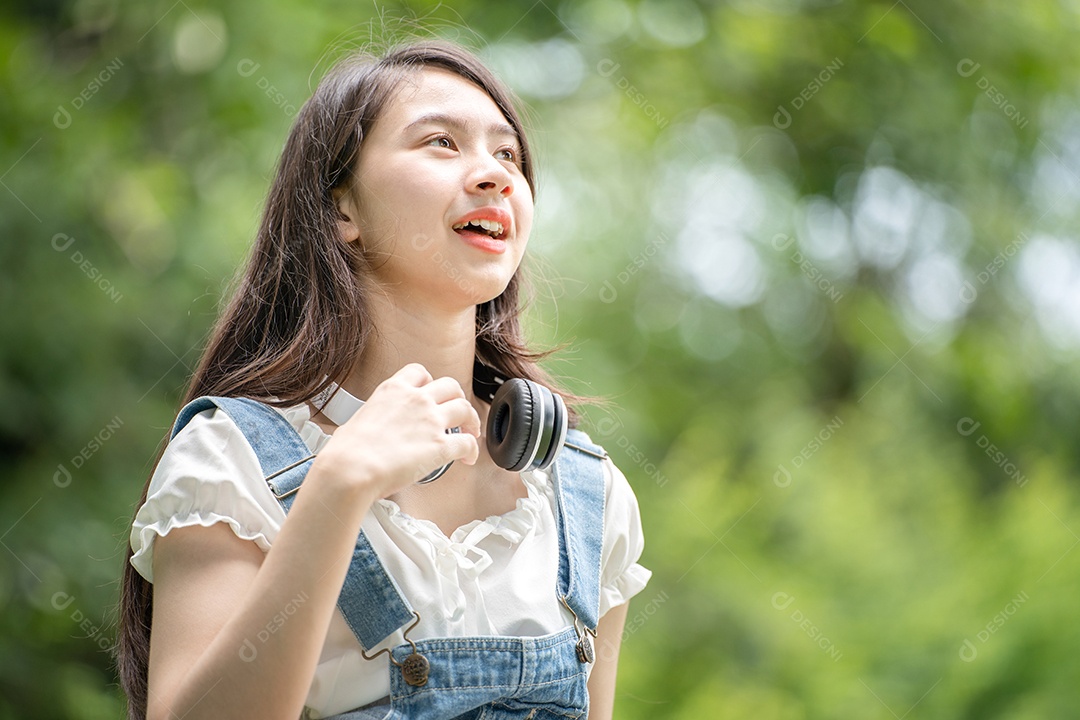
<box><xmin>305</xmin><ymin>455</ymin><xmax>381</xmax><ymax>514</ymax></box>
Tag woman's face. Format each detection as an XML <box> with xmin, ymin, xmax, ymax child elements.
<box><xmin>343</xmin><ymin>68</ymin><xmax>534</xmax><ymax>309</ymax></box>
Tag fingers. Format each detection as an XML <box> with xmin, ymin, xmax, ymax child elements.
<box><xmin>444</xmin><ymin>427</ymin><xmax>481</xmax><ymax>466</ymax></box>
<box><xmin>425</xmin><ymin>382</ymin><xmax>481</xmax><ymax>466</ymax></box>
<box><xmin>425</xmin><ymin>375</ymin><xmax>466</xmax><ymax>403</ymax></box>
<box><xmin>369</xmin><ymin>365</ymin><xmax>483</xmax><ymax>465</ymax></box>
<box><xmin>397</xmin><ymin>373</ymin><xmax>480</xmax><ymax>432</ymax></box>
<box><xmin>442</xmin><ymin>396</ymin><xmax>482</xmax><ymax>437</ymax></box>
<box><xmin>394</xmin><ymin>362</ymin><xmax>434</xmax><ymax>386</ymax></box>
<box><xmin>390</xmin><ymin>368</ymin><xmax>469</xmax><ymax>409</ymax></box>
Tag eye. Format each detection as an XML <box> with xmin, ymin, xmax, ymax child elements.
<box><xmin>496</xmin><ymin>146</ymin><xmax>520</xmax><ymax>163</ymax></box>
<box><xmin>428</xmin><ymin>134</ymin><xmax>456</xmax><ymax>150</ymax></box>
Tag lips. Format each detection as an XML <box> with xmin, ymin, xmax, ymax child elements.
<box><xmin>451</xmin><ymin>207</ymin><xmax>511</xmax><ymax>241</ymax></box>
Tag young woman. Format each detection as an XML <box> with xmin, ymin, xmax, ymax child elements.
<box><xmin>117</xmin><ymin>40</ymin><xmax>650</xmax><ymax>720</ymax></box>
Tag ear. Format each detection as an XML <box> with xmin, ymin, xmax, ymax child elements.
<box><xmin>332</xmin><ymin>186</ymin><xmax>362</xmax><ymax>244</ymax></box>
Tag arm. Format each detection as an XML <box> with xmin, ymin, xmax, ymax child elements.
<box><xmin>587</xmin><ymin>600</ymin><xmax>630</xmax><ymax>720</ymax></box>
<box><xmin>146</xmin><ymin>365</ymin><xmax>481</xmax><ymax>720</ymax></box>
<box><xmin>148</xmin><ymin>463</ymin><xmax>378</xmax><ymax>720</ymax></box>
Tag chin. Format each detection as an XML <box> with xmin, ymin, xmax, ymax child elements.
<box><xmin>449</xmin><ymin>266</ymin><xmax>517</xmax><ymax>306</ymax></box>
<box><xmin>468</xmin><ymin>280</ymin><xmax>514</xmax><ymax>308</ymax></box>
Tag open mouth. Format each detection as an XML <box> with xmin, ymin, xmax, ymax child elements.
<box><xmin>452</xmin><ymin>218</ymin><xmax>507</xmax><ymax>241</ymax></box>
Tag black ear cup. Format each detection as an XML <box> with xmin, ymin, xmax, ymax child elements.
<box><xmin>536</xmin><ymin>391</ymin><xmax>567</xmax><ymax>471</ymax></box>
<box><xmin>486</xmin><ymin>378</ymin><xmax>567</xmax><ymax>472</ymax></box>
<box><xmin>487</xmin><ymin>379</ymin><xmax>538</xmax><ymax>472</ymax></box>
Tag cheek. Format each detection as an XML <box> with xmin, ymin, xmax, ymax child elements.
<box><xmin>516</xmin><ymin>199</ymin><xmax>535</xmax><ymax>241</ymax></box>
<box><xmin>358</xmin><ymin>158</ymin><xmax>447</xmax><ymax>229</ymax></box>
<box><xmin>379</xmin><ymin>167</ymin><xmax>431</xmax><ymax>210</ymax></box>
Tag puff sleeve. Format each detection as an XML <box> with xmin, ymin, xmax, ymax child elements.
<box><xmin>598</xmin><ymin>457</ymin><xmax>652</xmax><ymax>618</ymax></box>
<box><xmin>128</xmin><ymin>408</ymin><xmax>288</xmax><ymax>583</ymax></box>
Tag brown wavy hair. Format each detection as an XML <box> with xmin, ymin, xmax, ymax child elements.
<box><xmin>116</xmin><ymin>39</ymin><xmax>586</xmax><ymax>719</ymax></box>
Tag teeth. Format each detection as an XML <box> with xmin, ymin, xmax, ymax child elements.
<box><xmin>453</xmin><ymin>218</ymin><xmax>505</xmax><ymax>238</ymax></box>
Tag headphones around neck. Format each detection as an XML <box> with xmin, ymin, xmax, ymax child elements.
<box><xmin>313</xmin><ymin>361</ymin><xmax>568</xmax><ymax>483</ymax></box>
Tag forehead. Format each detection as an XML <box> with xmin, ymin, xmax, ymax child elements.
<box><xmin>376</xmin><ymin>68</ymin><xmax>517</xmax><ymax>139</ymax></box>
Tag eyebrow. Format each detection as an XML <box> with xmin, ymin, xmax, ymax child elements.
<box><xmin>403</xmin><ymin>112</ymin><xmax>519</xmax><ymax>141</ymax></box>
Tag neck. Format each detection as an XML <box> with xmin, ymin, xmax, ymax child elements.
<box><xmin>343</xmin><ymin>288</ymin><xmax>479</xmax><ymax>402</ymax></box>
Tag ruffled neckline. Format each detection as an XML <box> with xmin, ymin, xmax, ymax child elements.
<box><xmin>375</xmin><ymin>470</ymin><xmax>548</xmax><ymax>549</ymax></box>
<box><xmin>275</xmin><ymin>401</ymin><xmax>551</xmax><ymax>551</ymax></box>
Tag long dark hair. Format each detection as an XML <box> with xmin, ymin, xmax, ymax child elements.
<box><xmin>117</xmin><ymin>39</ymin><xmax>587</xmax><ymax>719</ymax></box>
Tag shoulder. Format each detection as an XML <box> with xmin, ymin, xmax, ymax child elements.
<box><xmin>162</xmin><ymin>397</ymin><xmax>322</xmax><ymax>474</ymax></box>
<box><xmin>156</xmin><ymin>405</ymin><xmax>263</xmax><ymax>488</ymax></box>
<box><xmin>562</xmin><ymin>428</ymin><xmax>636</xmax><ymax>505</ymax></box>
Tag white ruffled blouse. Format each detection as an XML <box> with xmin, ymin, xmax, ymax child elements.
<box><xmin>129</xmin><ymin>403</ymin><xmax>651</xmax><ymax>718</ymax></box>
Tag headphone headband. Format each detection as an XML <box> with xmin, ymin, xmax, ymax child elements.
<box><xmin>311</xmin><ymin>360</ymin><xmax>566</xmax><ymax>480</ymax></box>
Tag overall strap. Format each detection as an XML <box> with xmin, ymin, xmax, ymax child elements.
<box><xmin>171</xmin><ymin>396</ymin><xmax>416</xmax><ymax>651</ymax></box>
<box><xmin>551</xmin><ymin>428</ymin><xmax>608</xmax><ymax>632</ymax></box>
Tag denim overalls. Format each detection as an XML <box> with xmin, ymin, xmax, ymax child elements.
<box><xmin>171</xmin><ymin>396</ymin><xmax>608</xmax><ymax>720</ymax></box>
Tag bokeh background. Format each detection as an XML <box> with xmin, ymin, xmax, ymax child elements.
<box><xmin>3</xmin><ymin>0</ymin><xmax>1080</xmax><ymax>717</ymax></box>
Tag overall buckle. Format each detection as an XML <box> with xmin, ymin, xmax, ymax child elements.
<box><xmin>359</xmin><ymin>611</ymin><xmax>430</xmax><ymax>687</ymax></box>
<box><xmin>560</xmin><ymin>595</ymin><xmax>597</xmax><ymax>664</ymax></box>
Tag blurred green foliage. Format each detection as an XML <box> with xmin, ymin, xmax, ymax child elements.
<box><xmin>3</xmin><ymin>0</ymin><xmax>1080</xmax><ymax>717</ymax></box>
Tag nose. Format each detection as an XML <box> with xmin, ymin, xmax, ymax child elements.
<box><xmin>470</xmin><ymin>155</ymin><xmax>515</xmax><ymax>198</ymax></box>
<box><xmin>476</xmin><ymin>179</ymin><xmax>513</xmax><ymax>197</ymax></box>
